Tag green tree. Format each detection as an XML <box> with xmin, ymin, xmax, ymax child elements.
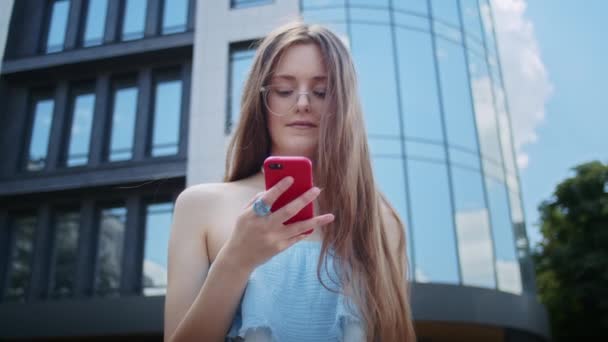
<box><xmin>533</xmin><ymin>161</ymin><xmax>608</xmax><ymax>340</ymax></box>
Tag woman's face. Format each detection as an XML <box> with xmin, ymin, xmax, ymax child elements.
<box><xmin>265</xmin><ymin>43</ymin><xmax>329</xmax><ymax>160</ymax></box>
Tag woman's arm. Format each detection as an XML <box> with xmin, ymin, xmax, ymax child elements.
<box><xmin>164</xmin><ymin>186</ymin><xmax>251</xmax><ymax>342</ymax></box>
<box><xmin>164</xmin><ymin>179</ymin><xmax>333</xmax><ymax>341</ymax></box>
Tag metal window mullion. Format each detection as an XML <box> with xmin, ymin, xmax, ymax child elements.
<box><xmin>28</xmin><ymin>204</ymin><xmax>52</xmax><ymax>301</ymax></box>
<box><xmin>179</xmin><ymin>62</ymin><xmax>192</xmax><ymax>159</ymax></box>
<box><xmin>427</xmin><ymin>0</ymin><xmax>463</xmax><ymax>284</ymax></box>
<box><xmin>133</xmin><ymin>69</ymin><xmax>152</xmax><ymax>161</ymax></box>
<box><xmin>145</xmin><ymin>0</ymin><xmax>162</xmax><ymax>37</ymax></box>
<box><xmin>64</xmin><ymin>0</ymin><xmax>84</xmax><ymax>50</ymax></box>
<box><xmin>74</xmin><ymin>198</ymin><xmax>96</xmax><ymax>297</ymax></box>
<box><xmin>3</xmin><ymin>88</ymin><xmax>28</xmax><ymax>177</ymax></box>
<box><xmin>103</xmin><ymin>0</ymin><xmax>121</xmax><ymax>43</ymax></box>
<box><xmin>456</xmin><ymin>0</ymin><xmax>499</xmax><ymax>289</ymax></box>
<box><xmin>88</xmin><ymin>74</ymin><xmax>111</xmax><ymax>167</ymax></box>
<box><xmin>388</xmin><ymin>0</ymin><xmax>416</xmax><ymax>281</ymax></box>
<box><xmin>120</xmin><ymin>195</ymin><xmax>143</xmax><ymax>295</ymax></box>
<box><xmin>0</xmin><ymin>211</ymin><xmax>9</xmax><ymax>299</ymax></box>
<box><xmin>46</xmin><ymin>81</ymin><xmax>70</xmax><ymax>171</ymax></box>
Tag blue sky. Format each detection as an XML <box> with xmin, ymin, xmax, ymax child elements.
<box><xmin>503</xmin><ymin>0</ymin><xmax>608</xmax><ymax>247</ymax></box>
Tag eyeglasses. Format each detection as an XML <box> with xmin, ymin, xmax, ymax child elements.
<box><xmin>260</xmin><ymin>84</ymin><xmax>330</xmax><ymax>117</ymax></box>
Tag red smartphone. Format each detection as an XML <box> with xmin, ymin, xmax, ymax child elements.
<box><xmin>263</xmin><ymin>156</ymin><xmax>314</xmax><ymax>234</ymax></box>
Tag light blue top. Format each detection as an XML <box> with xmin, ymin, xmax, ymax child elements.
<box><xmin>225</xmin><ymin>240</ymin><xmax>365</xmax><ymax>342</ymax></box>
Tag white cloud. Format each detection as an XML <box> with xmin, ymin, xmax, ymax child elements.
<box><xmin>489</xmin><ymin>0</ymin><xmax>553</xmax><ymax>170</ymax></box>
<box><xmin>455</xmin><ymin>208</ymin><xmax>496</xmax><ymax>288</ymax></box>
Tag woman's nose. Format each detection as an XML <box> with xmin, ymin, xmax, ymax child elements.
<box><xmin>295</xmin><ymin>93</ymin><xmax>311</xmax><ymax>112</ymax></box>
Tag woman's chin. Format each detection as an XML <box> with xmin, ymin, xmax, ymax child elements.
<box><xmin>274</xmin><ymin>139</ymin><xmax>317</xmax><ymax>157</ymax></box>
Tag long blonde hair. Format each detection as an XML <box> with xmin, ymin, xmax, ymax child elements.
<box><xmin>224</xmin><ymin>20</ymin><xmax>415</xmax><ymax>341</ymax></box>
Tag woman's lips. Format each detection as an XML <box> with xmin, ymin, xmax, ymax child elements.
<box><xmin>286</xmin><ymin>121</ymin><xmax>317</xmax><ymax>129</ymax></box>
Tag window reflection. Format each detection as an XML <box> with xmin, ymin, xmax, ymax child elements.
<box><xmin>408</xmin><ymin>159</ymin><xmax>459</xmax><ymax>284</ymax></box>
<box><xmin>452</xmin><ymin>167</ymin><xmax>496</xmax><ymax>288</ymax></box>
<box><xmin>485</xmin><ymin>177</ymin><xmax>521</xmax><ymax>294</ymax></box>
<box><xmin>393</xmin><ymin>0</ymin><xmax>428</xmax><ymax>15</ymax></box>
<box><xmin>396</xmin><ymin>29</ymin><xmax>443</xmax><ymax>142</ymax></box>
<box><xmin>436</xmin><ymin>38</ymin><xmax>478</xmax><ymax>152</ymax></box>
<box><xmin>49</xmin><ymin>211</ymin><xmax>80</xmax><ymax>299</ymax></box>
<box><xmin>46</xmin><ymin>0</ymin><xmax>70</xmax><ymax>53</ymax></box>
<box><xmin>27</xmin><ymin>99</ymin><xmax>55</xmax><ymax>171</ymax></box>
<box><xmin>151</xmin><ymin>79</ymin><xmax>182</xmax><ymax>157</ymax></box>
<box><xmin>108</xmin><ymin>86</ymin><xmax>138</xmax><ymax>162</ymax></box>
<box><xmin>162</xmin><ymin>0</ymin><xmax>188</xmax><ymax>34</ymax></box>
<box><xmin>300</xmin><ymin>0</ymin><xmax>527</xmax><ymax>293</ymax></box>
<box><xmin>431</xmin><ymin>0</ymin><xmax>460</xmax><ymax>26</ymax></box>
<box><xmin>3</xmin><ymin>216</ymin><xmax>37</xmax><ymax>301</ymax></box>
<box><xmin>121</xmin><ymin>0</ymin><xmax>147</xmax><ymax>41</ymax></box>
<box><xmin>372</xmin><ymin>157</ymin><xmax>412</xmax><ymax>279</ymax></box>
<box><xmin>228</xmin><ymin>47</ymin><xmax>255</xmax><ymax>134</ymax></box>
<box><xmin>351</xmin><ymin>23</ymin><xmax>399</xmax><ymax>137</ymax></box>
<box><xmin>460</xmin><ymin>0</ymin><xmax>483</xmax><ymax>40</ymax></box>
<box><xmin>94</xmin><ymin>207</ymin><xmax>126</xmax><ymax>296</ymax></box>
<box><xmin>468</xmin><ymin>54</ymin><xmax>502</xmax><ymax>166</ymax></box>
<box><xmin>142</xmin><ymin>202</ymin><xmax>173</xmax><ymax>296</ymax></box>
<box><xmin>66</xmin><ymin>93</ymin><xmax>95</xmax><ymax>167</ymax></box>
<box><xmin>231</xmin><ymin>0</ymin><xmax>273</xmax><ymax>9</ymax></box>
<box><xmin>82</xmin><ymin>0</ymin><xmax>108</xmax><ymax>46</ymax></box>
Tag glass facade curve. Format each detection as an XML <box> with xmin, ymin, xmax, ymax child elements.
<box><xmin>302</xmin><ymin>0</ymin><xmax>533</xmax><ymax>294</ymax></box>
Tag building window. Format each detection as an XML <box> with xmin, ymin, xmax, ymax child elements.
<box><xmin>408</xmin><ymin>160</ymin><xmax>460</xmax><ymax>284</ymax></box>
<box><xmin>231</xmin><ymin>0</ymin><xmax>273</xmax><ymax>9</ymax></box>
<box><xmin>162</xmin><ymin>0</ymin><xmax>188</xmax><ymax>34</ymax></box>
<box><xmin>94</xmin><ymin>207</ymin><xmax>127</xmax><ymax>297</ymax></box>
<box><xmin>121</xmin><ymin>0</ymin><xmax>148</xmax><ymax>41</ymax></box>
<box><xmin>3</xmin><ymin>216</ymin><xmax>37</xmax><ymax>302</ymax></box>
<box><xmin>45</xmin><ymin>0</ymin><xmax>71</xmax><ymax>53</ymax></box>
<box><xmin>150</xmin><ymin>78</ymin><xmax>182</xmax><ymax>157</ymax></box>
<box><xmin>49</xmin><ymin>211</ymin><xmax>80</xmax><ymax>299</ymax></box>
<box><xmin>227</xmin><ymin>46</ymin><xmax>255</xmax><ymax>134</ymax></box>
<box><xmin>108</xmin><ymin>84</ymin><xmax>138</xmax><ymax>162</ymax></box>
<box><xmin>26</xmin><ymin>98</ymin><xmax>55</xmax><ymax>172</ymax></box>
<box><xmin>82</xmin><ymin>0</ymin><xmax>109</xmax><ymax>47</ymax></box>
<box><xmin>65</xmin><ymin>91</ymin><xmax>96</xmax><ymax>167</ymax></box>
<box><xmin>142</xmin><ymin>202</ymin><xmax>173</xmax><ymax>296</ymax></box>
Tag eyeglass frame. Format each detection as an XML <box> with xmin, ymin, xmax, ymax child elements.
<box><xmin>259</xmin><ymin>85</ymin><xmax>330</xmax><ymax>116</ymax></box>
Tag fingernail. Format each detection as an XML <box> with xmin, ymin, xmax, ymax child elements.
<box><xmin>311</xmin><ymin>187</ymin><xmax>321</xmax><ymax>195</ymax></box>
<box><xmin>324</xmin><ymin>214</ymin><xmax>335</xmax><ymax>222</ymax></box>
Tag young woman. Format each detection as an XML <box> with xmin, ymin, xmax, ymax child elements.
<box><xmin>164</xmin><ymin>20</ymin><xmax>416</xmax><ymax>341</ymax></box>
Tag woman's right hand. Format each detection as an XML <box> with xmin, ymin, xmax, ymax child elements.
<box><xmin>222</xmin><ymin>176</ymin><xmax>335</xmax><ymax>272</ymax></box>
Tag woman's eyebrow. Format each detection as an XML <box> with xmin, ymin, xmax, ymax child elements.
<box><xmin>272</xmin><ymin>74</ymin><xmax>328</xmax><ymax>81</ymax></box>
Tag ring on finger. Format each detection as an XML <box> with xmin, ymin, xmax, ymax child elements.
<box><xmin>253</xmin><ymin>197</ymin><xmax>272</xmax><ymax>217</ymax></box>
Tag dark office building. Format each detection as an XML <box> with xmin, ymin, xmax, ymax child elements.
<box><xmin>0</xmin><ymin>0</ymin><xmax>548</xmax><ymax>341</ymax></box>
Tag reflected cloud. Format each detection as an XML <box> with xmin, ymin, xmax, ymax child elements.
<box><xmin>455</xmin><ymin>208</ymin><xmax>496</xmax><ymax>288</ymax></box>
<box><xmin>489</xmin><ymin>0</ymin><xmax>553</xmax><ymax>170</ymax></box>
<box><xmin>496</xmin><ymin>259</ymin><xmax>523</xmax><ymax>294</ymax></box>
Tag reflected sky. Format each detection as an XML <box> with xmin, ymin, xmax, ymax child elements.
<box><xmin>143</xmin><ymin>203</ymin><xmax>173</xmax><ymax>296</ymax></box>
<box><xmin>83</xmin><ymin>0</ymin><xmax>108</xmax><ymax>46</ymax></box>
<box><xmin>162</xmin><ymin>0</ymin><xmax>188</xmax><ymax>34</ymax></box>
<box><xmin>28</xmin><ymin>99</ymin><xmax>55</xmax><ymax>171</ymax></box>
<box><xmin>46</xmin><ymin>0</ymin><xmax>70</xmax><ymax>53</ymax></box>
<box><xmin>67</xmin><ymin>93</ymin><xmax>95</xmax><ymax>166</ymax></box>
<box><xmin>151</xmin><ymin>80</ymin><xmax>182</xmax><ymax>157</ymax></box>
<box><xmin>122</xmin><ymin>0</ymin><xmax>147</xmax><ymax>41</ymax></box>
<box><xmin>109</xmin><ymin>87</ymin><xmax>138</xmax><ymax>162</ymax></box>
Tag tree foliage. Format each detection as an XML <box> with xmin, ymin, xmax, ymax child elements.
<box><xmin>534</xmin><ymin>161</ymin><xmax>608</xmax><ymax>339</ymax></box>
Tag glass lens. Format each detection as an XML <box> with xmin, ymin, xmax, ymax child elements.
<box><xmin>262</xmin><ymin>85</ymin><xmax>328</xmax><ymax>116</ymax></box>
